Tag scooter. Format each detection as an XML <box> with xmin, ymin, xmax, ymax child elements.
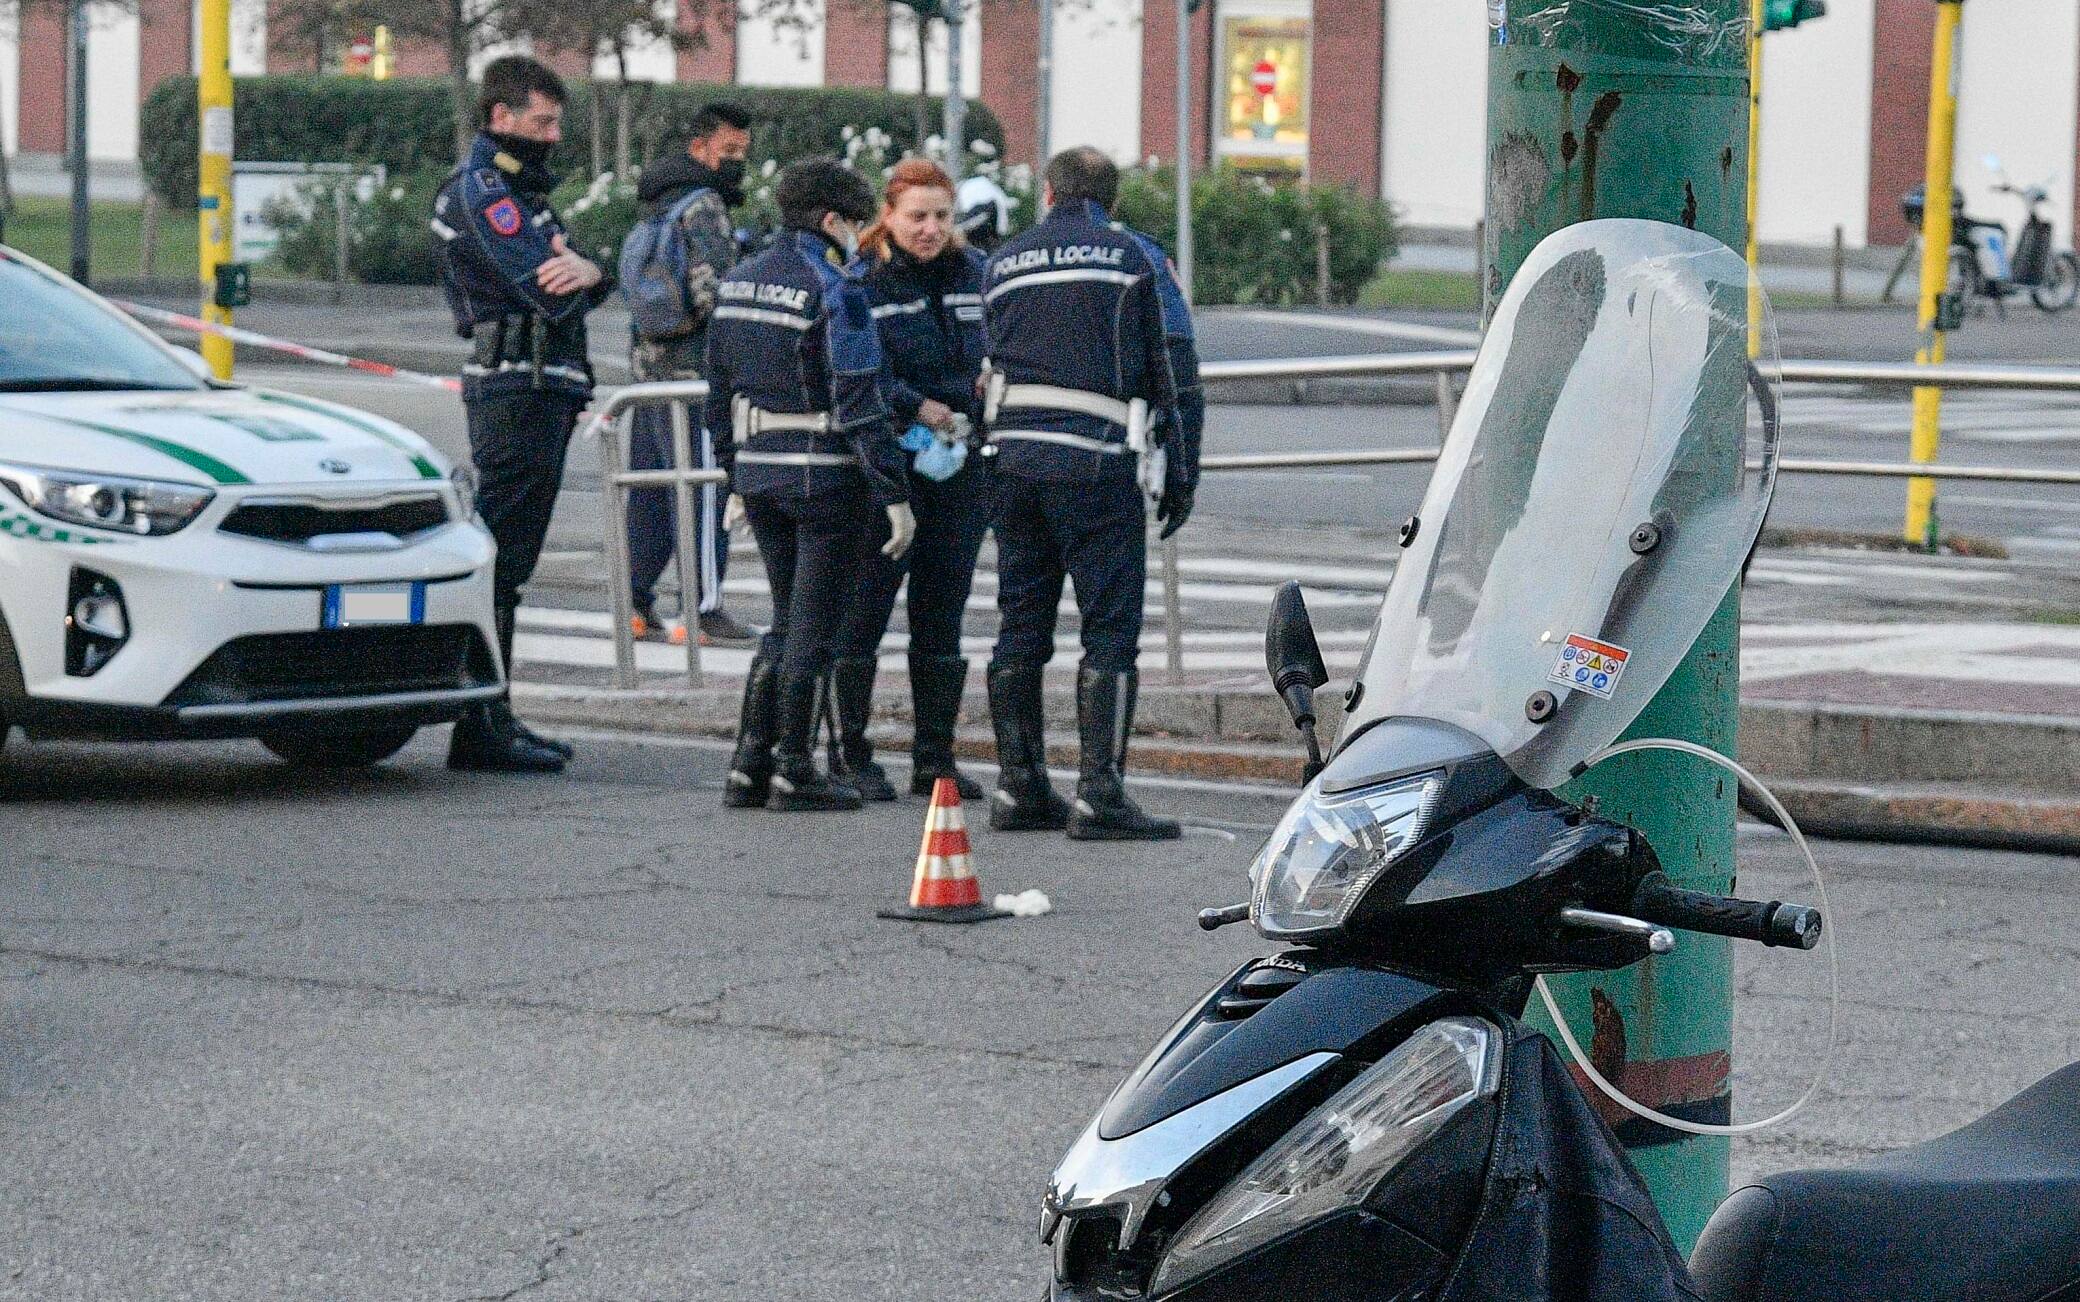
<box><xmin>1895</xmin><ymin>161</ymin><xmax>2080</xmax><ymax>317</ymax></box>
<box><xmin>1041</xmin><ymin>219</ymin><xmax>2080</xmax><ymax>1301</ymax></box>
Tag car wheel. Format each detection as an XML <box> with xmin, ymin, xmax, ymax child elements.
<box><xmin>261</xmin><ymin>726</ymin><xmax>418</xmax><ymax>769</ymax></box>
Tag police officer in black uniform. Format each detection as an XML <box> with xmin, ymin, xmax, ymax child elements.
<box><xmin>431</xmin><ymin>56</ymin><xmax>613</xmax><ymax>773</ymax></box>
<box><xmin>827</xmin><ymin>159</ymin><xmax>993</xmax><ymax>804</ymax></box>
<box><xmin>981</xmin><ymin>147</ymin><xmax>1201</xmax><ymax>840</ymax></box>
<box><xmin>705</xmin><ymin>160</ymin><xmax>914</xmax><ymax>812</ymax></box>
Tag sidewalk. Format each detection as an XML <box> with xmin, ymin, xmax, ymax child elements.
<box><xmin>510</xmin><ymin>608</ymin><xmax>2080</xmax><ymax>853</ymax></box>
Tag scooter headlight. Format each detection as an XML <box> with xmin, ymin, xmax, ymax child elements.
<box><xmin>1249</xmin><ymin>771</ymin><xmax>1441</xmax><ymax>941</ymax></box>
<box><xmin>1150</xmin><ymin>1016</ymin><xmax>1499</xmax><ymax>1296</ymax></box>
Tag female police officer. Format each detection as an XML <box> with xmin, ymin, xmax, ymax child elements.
<box><xmin>827</xmin><ymin>159</ymin><xmax>994</xmax><ymax>802</ymax></box>
<box><xmin>706</xmin><ymin>160</ymin><xmax>914</xmax><ymax>812</ymax></box>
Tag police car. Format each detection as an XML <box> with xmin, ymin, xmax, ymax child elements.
<box><xmin>0</xmin><ymin>246</ymin><xmax>502</xmax><ymax>768</ymax></box>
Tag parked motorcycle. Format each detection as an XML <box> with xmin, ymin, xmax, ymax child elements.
<box><xmin>1040</xmin><ymin>219</ymin><xmax>2080</xmax><ymax>1301</ymax></box>
<box><xmin>1899</xmin><ymin>159</ymin><xmax>2080</xmax><ymax>316</ymax></box>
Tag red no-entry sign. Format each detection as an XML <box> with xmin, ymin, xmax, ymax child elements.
<box><xmin>1251</xmin><ymin>60</ymin><xmax>1277</xmax><ymax>96</ymax></box>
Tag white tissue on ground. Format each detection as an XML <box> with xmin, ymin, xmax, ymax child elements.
<box><xmin>994</xmin><ymin>889</ymin><xmax>1053</xmax><ymax>918</ymax></box>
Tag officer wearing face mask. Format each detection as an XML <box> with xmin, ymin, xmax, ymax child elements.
<box><xmin>620</xmin><ymin>101</ymin><xmax>759</xmax><ymax>650</ymax></box>
<box><xmin>705</xmin><ymin>160</ymin><xmax>914</xmax><ymax>813</ymax></box>
<box><xmin>430</xmin><ymin>55</ymin><xmax>613</xmax><ymax>773</ymax></box>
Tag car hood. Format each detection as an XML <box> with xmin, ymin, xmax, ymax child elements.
<box><xmin>0</xmin><ymin>387</ymin><xmax>450</xmax><ymax>488</ymax></box>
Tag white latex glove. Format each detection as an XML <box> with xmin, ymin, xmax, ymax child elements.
<box><xmin>722</xmin><ymin>493</ymin><xmax>746</xmax><ymax>532</ymax></box>
<box><xmin>882</xmin><ymin>502</ymin><xmax>916</xmax><ymax>559</ymax></box>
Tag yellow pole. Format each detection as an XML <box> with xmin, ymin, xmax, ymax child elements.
<box><xmin>373</xmin><ymin>26</ymin><xmax>392</xmax><ymax>81</ymax></box>
<box><xmin>1906</xmin><ymin>0</ymin><xmax>1964</xmax><ymax>547</ymax></box>
<box><xmin>1746</xmin><ymin>0</ymin><xmax>1764</xmax><ymax>359</ymax></box>
<box><xmin>197</xmin><ymin>0</ymin><xmax>234</xmax><ymax>380</ymax></box>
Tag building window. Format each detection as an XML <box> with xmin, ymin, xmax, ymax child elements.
<box><xmin>1215</xmin><ymin>2</ymin><xmax>1310</xmax><ymax>176</ymax></box>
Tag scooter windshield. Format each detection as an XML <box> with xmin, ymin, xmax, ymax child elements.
<box><xmin>1346</xmin><ymin>220</ymin><xmax>1778</xmax><ymax>791</ymax></box>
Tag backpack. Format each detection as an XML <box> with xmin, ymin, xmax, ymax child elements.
<box><xmin>619</xmin><ymin>188</ymin><xmax>711</xmax><ymax>340</ymax></box>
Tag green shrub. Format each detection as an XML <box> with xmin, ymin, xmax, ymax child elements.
<box><xmin>141</xmin><ymin>75</ymin><xmax>1004</xmax><ymax>210</ymax></box>
<box><xmin>1114</xmin><ymin>165</ymin><xmax>1398</xmax><ymax>306</ymax></box>
<box><xmin>264</xmin><ymin>171</ymin><xmax>446</xmax><ymax>285</ymax></box>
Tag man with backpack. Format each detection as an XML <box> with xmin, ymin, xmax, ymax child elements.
<box><xmin>619</xmin><ymin>102</ymin><xmax>758</xmax><ymax>647</ymax></box>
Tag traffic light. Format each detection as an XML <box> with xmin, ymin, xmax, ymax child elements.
<box><xmin>1763</xmin><ymin>0</ymin><xmax>1825</xmax><ymax>30</ymax></box>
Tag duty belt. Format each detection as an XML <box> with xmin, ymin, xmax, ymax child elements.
<box><xmin>982</xmin><ymin>370</ymin><xmax>1162</xmax><ymax>500</ymax></box>
<box><xmin>463</xmin><ymin>314</ymin><xmax>590</xmax><ymax>389</ymax></box>
<box><xmin>730</xmin><ymin>395</ymin><xmax>853</xmax><ymax>467</ymax></box>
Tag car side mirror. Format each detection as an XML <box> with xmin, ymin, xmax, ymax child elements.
<box><xmin>173</xmin><ymin>347</ymin><xmax>212</xmax><ymax>380</ymax></box>
<box><xmin>1265</xmin><ymin>581</ymin><xmax>1330</xmax><ymax>778</ymax></box>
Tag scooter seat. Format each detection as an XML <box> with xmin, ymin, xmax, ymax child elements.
<box><xmin>1690</xmin><ymin>1062</ymin><xmax>2080</xmax><ymax>1301</ymax></box>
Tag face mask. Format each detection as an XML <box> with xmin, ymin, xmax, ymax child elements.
<box><xmin>490</xmin><ymin>132</ymin><xmax>554</xmax><ymax>174</ymax></box>
<box><xmin>831</xmin><ymin>219</ymin><xmax>861</xmax><ymax>261</ymax></box>
<box><xmin>715</xmin><ymin>158</ymin><xmax>748</xmax><ymax>199</ymax></box>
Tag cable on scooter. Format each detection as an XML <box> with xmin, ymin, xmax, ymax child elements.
<box><xmin>1535</xmin><ymin>738</ymin><xmax>1841</xmax><ymax>1137</ymax></box>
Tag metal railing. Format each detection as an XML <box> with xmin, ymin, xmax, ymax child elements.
<box><xmin>582</xmin><ymin>380</ymin><xmax>724</xmax><ymax>690</ymax></box>
<box><xmin>583</xmin><ymin>357</ymin><xmax>2080</xmax><ymax>690</ymax></box>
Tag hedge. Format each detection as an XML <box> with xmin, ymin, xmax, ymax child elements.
<box><xmin>1114</xmin><ymin>166</ymin><xmax>1398</xmax><ymax>306</ymax></box>
<box><xmin>140</xmin><ymin>76</ymin><xmax>1004</xmax><ymax>209</ymax></box>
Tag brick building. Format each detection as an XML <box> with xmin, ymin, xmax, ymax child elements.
<box><xmin>2</xmin><ymin>0</ymin><xmax>2076</xmax><ymax>249</ymax></box>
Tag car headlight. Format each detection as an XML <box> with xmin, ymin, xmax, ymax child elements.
<box><xmin>1150</xmin><ymin>1016</ymin><xmax>1499</xmax><ymax>1296</ymax></box>
<box><xmin>1249</xmin><ymin>770</ymin><xmax>1442</xmax><ymax>941</ymax></box>
<box><xmin>0</xmin><ymin>461</ymin><xmax>214</xmax><ymax>536</ymax></box>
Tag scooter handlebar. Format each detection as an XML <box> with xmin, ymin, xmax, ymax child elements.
<box><xmin>1630</xmin><ymin>872</ymin><xmax>1822</xmax><ymax>950</ymax></box>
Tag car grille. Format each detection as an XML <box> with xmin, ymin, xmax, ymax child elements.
<box><xmin>219</xmin><ymin>495</ymin><xmax>451</xmax><ymax>545</ymax></box>
<box><xmin>163</xmin><ymin>625</ymin><xmax>498</xmax><ymax>708</ymax></box>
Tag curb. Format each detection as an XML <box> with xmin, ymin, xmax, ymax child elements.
<box><xmin>515</xmin><ymin>681</ymin><xmax>2080</xmax><ymax>852</ymax></box>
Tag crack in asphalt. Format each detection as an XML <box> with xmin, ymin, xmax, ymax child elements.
<box><xmin>0</xmin><ymin>943</ymin><xmax>1136</xmax><ymax>1072</ymax></box>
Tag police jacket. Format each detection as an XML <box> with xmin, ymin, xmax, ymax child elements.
<box><xmin>981</xmin><ymin>199</ymin><xmax>1182</xmax><ymax>485</ymax></box>
<box><xmin>431</xmin><ymin>133</ymin><xmax>613</xmax><ymax>402</ymax></box>
<box><xmin>857</xmin><ymin>243</ymin><xmax>988</xmax><ymax>428</ymax></box>
<box><xmin>702</xmin><ymin>229</ymin><xmax>910</xmax><ymax>507</ymax></box>
<box><xmin>628</xmin><ymin>154</ymin><xmax>740</xmax><ymax>381</ymax></box>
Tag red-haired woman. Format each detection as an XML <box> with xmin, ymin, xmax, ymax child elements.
<box><xmin>828</xmin><ymin>159</ymin><xmax>995</xmax><ymax>801</ymax></box>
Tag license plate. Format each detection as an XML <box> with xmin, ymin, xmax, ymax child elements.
<box><xmin>322</xmin><ymin>582</ymin><xmax>425</xmax><ymax>628</ymax></box>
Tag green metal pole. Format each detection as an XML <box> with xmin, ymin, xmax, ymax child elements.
<box><xmin>1484</xmin><ymin>0</ymin><xmax>1749</xmax><ymax>1254</ymax></box>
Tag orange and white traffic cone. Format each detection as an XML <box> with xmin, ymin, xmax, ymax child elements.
<box><xmin>877</xmin><ymin>778</ymin><xmax>1011</xmax><ymax>924</ymax></box>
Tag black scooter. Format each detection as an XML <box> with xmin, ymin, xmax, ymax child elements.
<box><xmin>1041</xmin><ymin>220</ymin><xmax>2080</xmax><ymax>1302</ymax></box>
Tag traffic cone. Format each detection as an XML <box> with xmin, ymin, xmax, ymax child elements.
<box><xmin>877</xmin><ymin>778</ymin><xmax>1011</xmax><ymax>924</ymax></box>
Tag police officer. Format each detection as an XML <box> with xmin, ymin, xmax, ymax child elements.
<box><xmin>431</xmin><ymin>56</ymin><xmax>613</xmax><ymax>774</ymax></box>
<box><xmin>980</xmin><ymin>147</ymin><xmax>1201</xmax><ymax>841</ymax></box>
<box><xmin>828</xmin><ymin>159</ymin><xmax>994</xmax><ymax>803</ymax></box>
<box><xmin>706</xmin><ymin>160</ymin><xmax>914</xmax><ymax>812</ymax></box>
<box><xmin>621</xmin><ymin>101</ymin><xmax>758</xmax><ymax>648</ymax></box>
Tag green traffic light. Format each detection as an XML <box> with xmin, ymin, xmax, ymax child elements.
<box><xmin>1763</xmin><ymin>0</ymin><xmax>1826</xmax><ymax>30</ymax></box>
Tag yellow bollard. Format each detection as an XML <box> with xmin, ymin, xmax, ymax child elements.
<box><xmin>197</xmin><ymin>0</ymin><xmax>235</xmax><ymax>380</ymax></box>
<box><xmin>1905</xmin><ymin>0</ymin><xmax>1965</xmax><ymax>548</ymax></box>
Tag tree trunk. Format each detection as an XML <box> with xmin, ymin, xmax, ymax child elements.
<box><xmin>450</xmin><ymin>1</ymin><xmax>474</xmax><ymax>163</ymax></box>
<box><xmin>613</xmin><ymin>45</ymin><xmax>633</xmax><ymax>179</ymax></box>
<box><xmin>590</xmin><ymin>82</ymin><xmax>606</xmax><ymax>178</ymax></box>
<box><xmin>914</xmin><ymin>18</ymin><xmax>931</xmax><ymax>153</ymax></box>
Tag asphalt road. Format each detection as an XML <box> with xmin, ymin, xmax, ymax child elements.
<box><xmin>3</xmin><ymin>729</ymin><xmax>2077</xmax><ymax>1299</ymax></box>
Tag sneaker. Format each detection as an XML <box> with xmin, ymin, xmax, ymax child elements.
<box><xmin>630</xmin><ymin>609</ymin><xmax>671</xmax><ymax>643</ymax></box>
<box><xmin>667</xmin><ymin>622</ymin><xmax>690</xmax><ymax>647</ymax></box>
<box><xmin>698</xmin><ymin>609</ymin><xmax>760</xmax><ymax>646</ymax></box>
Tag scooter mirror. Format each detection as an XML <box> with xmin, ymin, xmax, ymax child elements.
<box><xmin>1265</xmin><ymin>580</ymin><xmax>1330</xmax><ymax>730</ymax></box>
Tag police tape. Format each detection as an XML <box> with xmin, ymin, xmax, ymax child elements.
<box><xmin>113</xmin><ymin>300</ymin><xmax>464</xmax><ymax>394</ymax></box>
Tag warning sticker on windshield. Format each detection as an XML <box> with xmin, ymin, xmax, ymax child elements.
<box><xmin>1549</xmin><ymin>634</ymin><xmax>1632</xmax><ymax>700</ymax></box>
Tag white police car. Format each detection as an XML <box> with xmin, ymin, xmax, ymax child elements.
<box><xmin>0</xmin><ymin>246</ymin><xmax>502</xmax><ymax>767</ymax></box>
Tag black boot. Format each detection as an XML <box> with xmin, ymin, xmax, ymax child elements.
<box><xmin>1068</xmin><ymin>667</ymin><xmax>1179</xmax><ymax>841</ymax></box>
<box><xmin>986</xmin><ymin>662</ymin><xmax>1068</xmax><ymax>831</ymax></box>
<box><xmin>723</xmin><ymin>641</ymin><xmax>780</xmax><ymax>808</ymax></box>
<box><xmin>770</xmin><ymin>670</ymin><xmax>864</xmax><ymax>812</ymax></box>
<box><xmin>910</xmin><ymin>654</ymin><xmax>983</xmax><ymax>799</ymax></box>
<box><xmin>447</xmin><ymin>698</ymin><xmax>567</xmax><ymax>773</ymax></box>
<box><xmin>494</xmin><ymin>604</ymin><xmax>574</xmax><ymax>760</ymax></box>
<box><xmin>830</xmin><ymin>657</ymin><xmax>897</xmax><ymax>801</ymax></box>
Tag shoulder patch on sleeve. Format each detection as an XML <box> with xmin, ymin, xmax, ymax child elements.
<box><xmin>484</xmin><ymin>197</ymin><xmax>523</xmax><ymax>237</ymax></box>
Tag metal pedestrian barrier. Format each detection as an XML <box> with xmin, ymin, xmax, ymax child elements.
<box><xmin>579</xmin><ymin>357</ymin><xmax>2080</xmax><ymax>691</ymax></box>
<box><xmin>581</xmin><ymin>380</ymin><xmax>725</xmax><ymax>690</ymax></box>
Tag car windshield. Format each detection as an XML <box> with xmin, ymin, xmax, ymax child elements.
<box><xmin>1343</xmin><ymin>219</ymin><xmax>1779</xmax><ymax>791</ymax></box>
<box><xmin>0</xmin><ymin>251</ymin><xmax>205</xmax><ymax>392</ymax></box>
